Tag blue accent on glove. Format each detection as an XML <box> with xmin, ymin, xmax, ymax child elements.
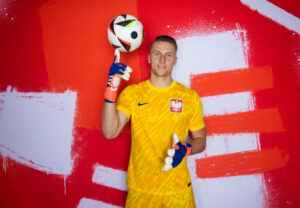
<box><xmin>107</xmin><ymin>56</ymin><xmax>127</xmax><ymax>88</ymax></box>
<box><xmin>172</xmin><ymin>142</ymin><xmax>192</xmax><ymax>168</ymax></box>
<box><xmin>162</xmin><ymin>133</ymin><xmax>192</xmax><ymax>171</ymax></box>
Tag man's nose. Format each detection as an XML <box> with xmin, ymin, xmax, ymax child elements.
<box><xmin>159</xmin><ymin>54</ymin><xmax>166</xmax><ymax>63</ymax></box>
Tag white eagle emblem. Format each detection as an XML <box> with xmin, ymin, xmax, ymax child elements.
<box><xmin>170</xmin><ymin>99</ymin><xmax>183</xmax><ymax>113</ymax></box>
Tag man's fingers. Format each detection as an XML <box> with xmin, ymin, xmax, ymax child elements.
<box><xmin>162</xmin><ymin>134</ymin><xmax>181</xmax><ymax>171</ymax></box>
<box><xmin>120</xmin><ymin>66</ymin><xmax>132</xmax><ymax>81</ymax></box>
<box><xmin>162</xmin><ymin>156</ymin><xmax>173</xmax><ymax>171</ymax></box>
<box><xmin>112</xmin><ymin>55</ymin><xmax>117</xmax><ymax>64</ymax></box>
<box><xmin>121</xmin><ymin>71</ymin><xmax>131</xmax><ymax>81</ymax></box>
<box><xmin>114</xmin><ymin>48</ymin><xmax>120</xmax><ymax>63</ymax></box>
<box><xmin>117</xmin><ymin>63</ymin><xmax>127</xmax><ymax>68</ymax></box>
<box><xmin>167</xmin><ymin>149</ymin><xmax>175</xmax><ymax>157</ymax></box>
<box><xmin>165</xmin><ymin>156</ymin><xmax>173</xmax><ymax>165</ymax></box>
<box><xmin>162</xmin><ymin>164</ymin><xmax>172</xmax><ymax>171</ymax></box>
<box><xmin>126</xmin><ymin>66</ymin><xmax>132</xmax><ymax>73</ymax></box>
<box><xmin>173</xmin><ymin>133</ymin><xmax>180</xmax><ymax>145</ymax></box>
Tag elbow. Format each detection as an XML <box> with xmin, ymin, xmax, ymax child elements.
<box><xmin>202</xmin><ymin>138</ymin><xmax>207</xmax><ymax>152</ymax></box>
<box><xmin>102</xmin><ymin>129</ymin><xmax>118</xmax><ymax>140</ymax></box>
<box><xmin>202</xmin><ymin>143</ymin><xmax>206</xmax><ymax>152</ymax></box>
<box><xmin>101</xmin><ymin>122</ymin><xmax>118</xmax><ymax>139</ymax></box>
<box><xmin>102</xmin><ymin>132</ymin><xmax>116</xmax><ymax>140</ymax></box>
<box><xmin>103</xmin><ymin>134</ymin><xmax>116</xmax><ymax>140</ymax></box>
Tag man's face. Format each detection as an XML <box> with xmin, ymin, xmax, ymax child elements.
<box><xmin>148</xmin><ymin>41</ymin><xmax>177</xmax><ymax>78</ymax></box>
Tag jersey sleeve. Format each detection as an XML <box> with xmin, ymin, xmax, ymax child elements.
<box><xmin>189</xmin><ymin>90</ymin><xmax>205</xmax><ymax>131</ymax></box>
<box><xmin>116</xmin><ymin>85</ymin><xmax>135</xmax><ymax>120</ymax></box>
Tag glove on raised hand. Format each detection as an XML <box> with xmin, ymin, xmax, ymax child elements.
<box><xmin>104</xmin><ymin>51</ymin><xmax>132</xmax><ymax>103</ymax></box>
<box><xmin>162</xmin><ymin>133</ymin><xmax>192</xmax><ymax>171</ymax></box>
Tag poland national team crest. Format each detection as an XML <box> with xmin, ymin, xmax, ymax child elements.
<box><xmin>170</xmin><ymin>99</ymin><xmax>183</xmax><ymax>113</ymax></box>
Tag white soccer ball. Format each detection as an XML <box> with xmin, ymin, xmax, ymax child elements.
<box><xmin>107</xmin><ymin>14</ymin><xmax>144</xmax><ymax>52</ymax></box>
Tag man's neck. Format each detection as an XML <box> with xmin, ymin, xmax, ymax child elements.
<box><xmin>149</xmin><ymin>75</ymin><xmax>173</xmax><ymax>88</ymax></box>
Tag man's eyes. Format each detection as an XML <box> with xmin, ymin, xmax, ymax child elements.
<box><xmin>153</xmin><ymin>52</ymin><xmax>173</xmax><ymax>57</ymax></box>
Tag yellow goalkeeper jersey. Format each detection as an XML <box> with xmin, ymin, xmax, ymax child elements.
<box><xmin>116</xmin><ymin>80</ymin><xmax>205</xmax><ymax>195</ymax></box>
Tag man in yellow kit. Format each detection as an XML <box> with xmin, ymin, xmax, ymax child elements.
<box><xmin>102</xmin><ymin>35</ymin><xmax>206</xmax><ymax>207</ymax></box>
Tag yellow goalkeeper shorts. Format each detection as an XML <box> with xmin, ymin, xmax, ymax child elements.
<box><xmin>125</xmin><ymin>188</ymin><xmax>196</xmax><ymax>208</ymax></box>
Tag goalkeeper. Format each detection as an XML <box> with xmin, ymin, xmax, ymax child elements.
<box><xmin>102</xmin><ymin>35</ymin><xmax>206</xmax><ymax>208</ymax></box>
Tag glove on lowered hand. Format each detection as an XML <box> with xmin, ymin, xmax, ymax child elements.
<box><xmin>162</xmin><ymin>133</ymin><xmax>192</xmax><ymax>171</ymax></box>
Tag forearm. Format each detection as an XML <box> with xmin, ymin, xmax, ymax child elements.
<box><xmin>101</xmin><ymin>102</ymin><xmax>121</xmax><ymax>139</ymax></box>
<box><xmin>188</xmin><ymin>127</ymin><xmax>206</xmax><ymax>155</ymax></box>
<box><xmin>102</xmin><ymin>52</ymin><xmax>131</xmax><ymax>139</ymax></box>
<box><xmin>189</xmin><ymin>137</ymin><xmax>206</xmax><ymax>155</ymax></box>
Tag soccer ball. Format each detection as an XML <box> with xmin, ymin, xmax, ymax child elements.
<box><xmin>107</xmin><ymin>14</ymin><xmax>144</xmax><ymax>52</ymax></box>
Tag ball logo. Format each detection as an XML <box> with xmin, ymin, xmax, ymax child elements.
<box><xmin>170</xmin><ymin>99</ymin><xmax>183</xmax><ymax>113</ymax></box>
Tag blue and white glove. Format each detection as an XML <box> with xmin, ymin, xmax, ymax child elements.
<box><xmin>162</xmin><ymin>133</ymin><xmax>192</xmax><ymax>171</ymax></box>
<box><xmin>104</xmin><ymin>49</ymin><xmax>132</xmax><ymax>103</ymax></box>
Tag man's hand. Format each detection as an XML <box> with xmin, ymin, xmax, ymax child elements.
<box><xmin>104</xmin><ymin>50</ymin><xmax>132</xmax><ymax>103</ymax></box>
<box><xmin>162</xmin><ymin>133</ymin><xmax>192</xmax><ymax>171</ymax></box>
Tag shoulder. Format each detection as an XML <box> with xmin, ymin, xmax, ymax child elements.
<box><xmin>173</xmin><ymin>81</ymin><xmax>198</xmax><ymax>96</ymax></box>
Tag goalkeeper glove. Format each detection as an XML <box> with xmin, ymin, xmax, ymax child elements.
<box><xmin>104</xmin><ymin>50</ymin><xmax>132</xmax><ymax>103</ymax></box>
<box><xmin>162</xmin><ymin>133</ymin><xmax>192</xmax><ymax>171</ymax></box>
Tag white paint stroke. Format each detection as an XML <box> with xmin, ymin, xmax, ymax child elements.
<box><xmin>172</xmin><ymin>29</ymin><xmax>249</xmax><ymax>87</ymax></box>
<box><xmin>0</xmin><ymin>86</ymin><xmax>77</xmax><ymax>176</ymax></box>
<box><xmin>174</xmin><ymin>32</ymin><xmax>265</xmax><ymax>207</ymax></box>
<box><xmin>187</xmin><ymin>135</ymin><xmax>263</xmax><ymax>208</ymax></box>
<box><xmin>77</xmin><ymin>198</ymin><xmax>122</xmax><ymax>208</ymax></box>
<box><xmin>92</xmin><ymin>164</ymin><xmax>128</xmax><ymax>192</ymax></box>
<box><xmin>201</xmin><ymin>91</ymin><xmax>255</xmax><ymax>116</ymax></box>
<box><xmin>190</xmin><ymin>173</ymin><xmax>265</xmax><ymax>208</ymax></box>
<box><xmin>241</xmin><ymin>0</ymin><xmax>300</xmax><ymax>34</ymax></box>
<box><xmin>193</xmin><ymin>133</ymin><xmax>260</xmax><ymax>159</ymax></box>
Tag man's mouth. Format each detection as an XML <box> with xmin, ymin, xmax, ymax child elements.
<box><xmin>157</xmin><ymin>65</ymin><xmax>166</xmax><ymax>69</ymax></box>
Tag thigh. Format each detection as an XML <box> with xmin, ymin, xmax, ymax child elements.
<box><xmin>125</xmin><ymin>188</ymin><xmax>196</xmax><ymax>208</ymax></box>
<box><xmin>125</xmin><ymin>190</ymin><xmax>162</xmax><ymax>208</ymax></box>
<box><xmin>162</xmin><ymin>188</ymin><xmax>196</xmax><ymax>208</ymax></box>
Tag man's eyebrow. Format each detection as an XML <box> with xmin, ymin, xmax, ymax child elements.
<box><xmin>151</xmin><ymin>50</ymin><xmax>160</xmax><ymax>53</ymax></box>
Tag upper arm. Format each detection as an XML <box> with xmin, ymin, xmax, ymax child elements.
<box><xmin>114</xmin><ymin>85</ymin><xmax>135</xmax><ymax>137</ymax></box>
<box><xmin>116</xmin><ymin>110</ymin><xmax>130</xmax><ymax>135</ymax></box>
<box><xmin>190</xmin><ymin>127</ymin><xmax>206</xmax><ymax>140</ymax></box>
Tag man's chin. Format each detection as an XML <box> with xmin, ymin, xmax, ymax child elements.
<box><xmin>152</xmin><ymin>71</ymin><xmax>169</xmax><ymax>77</ymax></box>
<box><xmin>153</xmin><ymin>69</ymin><xmax>171</xmax><ymax>76</ymax></box>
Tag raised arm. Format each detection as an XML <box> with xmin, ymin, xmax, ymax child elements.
<box><xmin>102</xmin><ymin>103</ymin><xmax>129</xmax><ymax>139</ymax></box>
<box><xmin>101</xmin><ymin>50</ymin><xmax>132</xmax><ymax>139</ymax></box>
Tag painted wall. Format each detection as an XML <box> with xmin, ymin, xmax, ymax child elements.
<box><xmin>0</xmin><ymin>0</ymin><xmax>299</xmax><ymax>207</ymax></box>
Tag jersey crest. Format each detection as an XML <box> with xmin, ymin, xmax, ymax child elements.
<box><xmin>170</xmin><ymin>99</ymin><xmax>183</xmax><ymax>113</ymax></box>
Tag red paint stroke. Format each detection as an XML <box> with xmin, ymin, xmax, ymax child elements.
<box><xmin>204</xmin><ymin>108</ymin><xmax>284</xmax><ymax>135</ymax></box>
<box><xmin>81</xmin><ymin>183</ymin><xmax>127</xmax><ymax>207</ymax></box>
<box><xmin>191</xmin><ymin>66</ymin><xmax>273</xmax><ymax>97</ymax></box>
<box><xmin>196</xmin><ymin>148</ymin><xmax>289</xmax><ymax>178</ymax></box>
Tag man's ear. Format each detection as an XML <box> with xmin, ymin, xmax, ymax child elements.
<box><xmin>148</xmin><ymin>54</ymin><xmax>150</xmax><ymax>63</ymax></box>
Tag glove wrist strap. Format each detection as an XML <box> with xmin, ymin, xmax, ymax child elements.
<box><xmin>185</xmin><ymin>144</ymin><xmax>192</xmax><ymax>157</ymax></box>
<box><xmin>104</xmin><ymin>87</ymin><xmax>117</xmax><ymax>103</ymax></box>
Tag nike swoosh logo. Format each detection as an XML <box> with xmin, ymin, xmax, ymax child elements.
<box><xmin>138</xmin><ymin>102</ymin><xmax>148</xmax><ymax>106</ymax></box>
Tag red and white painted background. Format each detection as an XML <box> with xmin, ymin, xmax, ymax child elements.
<box><xmin>0</xmin><ymin>0</ymin><xmax>299</xmax><ymax>207</ymax></box>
